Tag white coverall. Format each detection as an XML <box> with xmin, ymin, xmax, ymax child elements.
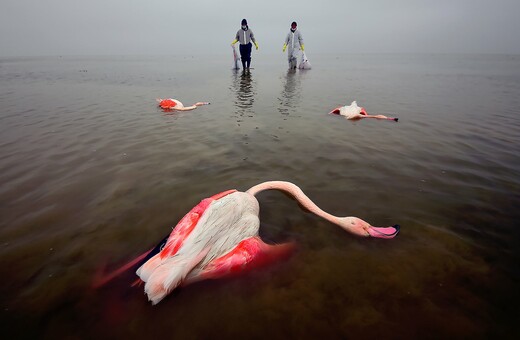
<box><xmin>285</xmin><ymin>29</ymin><xmax>304</xmax><ymax>69</ymax></box>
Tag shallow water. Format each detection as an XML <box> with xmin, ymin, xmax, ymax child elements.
<box><xmin>1</xmin><ymin>53</ymin><xmax>519</xmax><ymax>338</ymax></box>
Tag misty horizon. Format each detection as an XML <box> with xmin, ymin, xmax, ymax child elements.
<box><xmin>2</xmin><ymin>0</ymin><xmax>520</xmax><ymax>57</ymax></box>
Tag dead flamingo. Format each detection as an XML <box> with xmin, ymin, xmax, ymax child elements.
<box><xmin>157</xmin><ymin>98</ymin><xmax>210</xmax><ymax>111</ymax></box>
<box><xmin>93</xmin><ymin>181</ymin><xmax>400</xmax><ymax>305</ymax></box>
<box><xmin>330</xmin><ymin>101</ymin><xmax>398</xmax><ymax>121</ymax></box>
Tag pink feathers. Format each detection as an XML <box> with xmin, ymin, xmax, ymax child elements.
<box><xmin>96</xmin><ymin>182</ymin><xmax>400</xmax><ymax>305</ymax></box>
<box><xmin>157</xmin><ymin>98</ymin><xmax>179</xmax><ymax>110</ymax></box>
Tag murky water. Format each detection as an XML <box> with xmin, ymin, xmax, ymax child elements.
<box><xmin>1</xmin><ymin>54</ymin><xmax>519</xmax><ymax>338</ymax></box>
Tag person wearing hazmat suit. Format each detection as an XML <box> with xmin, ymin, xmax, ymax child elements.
<box><xmin>283</xmin><ymin>21</ymin><xmax>304</xmax><ymax>69</ymax></box>
<box><xmin>231</xmin><ymin>19</ymin><xmax>259</xmax><ymax>70</ymax></box>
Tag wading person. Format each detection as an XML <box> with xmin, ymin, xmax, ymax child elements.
<box><xmin>283</xmin><ymin>21</ymin><xmax>304</xmax><ymax>69</ymax></box>
<box><xmin>231</xmin><ymin>19</ymin><xmax>259</xmax><ymax>70</ymax></box>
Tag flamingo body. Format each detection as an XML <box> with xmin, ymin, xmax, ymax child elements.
<box><xmin>157</xmin><ymin>98</ymin><xmax>182</xmax><ymax>110</ymax></box>
<box><xmin>136</xmin><ymin>190</ymin><xmax>263</xmax><ymax>304</ymax></box>
<box><xmin>132</xmin><ymin>181</ymin><xmax>400</xmax><ymax>305</ymax></box>
<box><xmin>329</xmin><ymin>100</ymin><xmax>367</xmax><ymax>118</ymax></box>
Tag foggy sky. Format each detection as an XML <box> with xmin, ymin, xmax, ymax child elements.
<box><xmin>1</xmin><ymin>0</ymin><xmax>519</xmax><ymax>57</ymax></box>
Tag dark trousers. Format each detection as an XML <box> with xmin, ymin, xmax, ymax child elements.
<box><xmin>239</xmin><ymin>42</ymin><xmax>252</xmax><ymax>68</ymax></box>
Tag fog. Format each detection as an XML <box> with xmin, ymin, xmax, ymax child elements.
<box><xmin>1</xmin><ymin>0</ymin><xmax>519</xmax><ymax>57</ymax></box>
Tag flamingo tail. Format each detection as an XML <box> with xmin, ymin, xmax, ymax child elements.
<box><xmin>136</xmin><ymin>252</ymin><xmax>163</xmax><ymax>283</ymax></box>
<box><xmin>141</xmin><ymin>248</ymin><xmax>209</xmax><ymax>305</ymax></box>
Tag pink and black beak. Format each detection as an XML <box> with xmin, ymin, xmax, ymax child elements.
<box><xmin>367</xmin><ymin>224</ymin><xmax>400</xmax><ymax>239</ymax></box>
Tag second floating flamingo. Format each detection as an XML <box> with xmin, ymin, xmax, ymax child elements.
<box><xmin>330</xmin><ymin>101</ymin><xmax>398</xmax><ymax>121</ymax></box>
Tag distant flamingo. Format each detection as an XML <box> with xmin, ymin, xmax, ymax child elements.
<box><xmin>157</xmin><ymin>98</ymin><xmax>210</xmax><ymax>111</ymax></box>
<box><xmin>330</xmin><ymin>101</ymin><xmax>398</xmax><ymax>121</ymax></box>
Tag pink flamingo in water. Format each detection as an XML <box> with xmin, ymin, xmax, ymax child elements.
<box><xmin>330</xmin><ymin>101</ymin><xmax>398</xmax><ymax>121</ymax></box>
<box><xmin>157</xmin><ymin>98</ymin><xmax>210</xmax><ymax>111</ymax></box>
<box><xmin>94</xmin><ymin>181</ymin><xmax>400</xmax><ymax>305</ymax></box>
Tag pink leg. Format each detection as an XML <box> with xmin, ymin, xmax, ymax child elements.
<box><xmin>360</xmin><ymin>108</ymin><xmax>398</xmax><ymax>121</ymax></box>
<box><xmin>185</xmin><ymin>236</ymin><xmax>295</xmax><ymax>284</ymax></box>
<box><xmin>361</xmin><ymin>114</ymin><xmax>398</xmax><ymax>121</ymax></box>
<box><xmin>92</xmin><ymin>247</ymin><xmax>155</xmax><ymax>288</ymax></box>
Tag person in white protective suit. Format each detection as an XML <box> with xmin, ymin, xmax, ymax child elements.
<box><xmin>283</xmin><ymin>22</ymin><xmax>304</xmax><ymax>69</ymax></box>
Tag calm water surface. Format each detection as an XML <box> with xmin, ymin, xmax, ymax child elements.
<box><xmin>1</xmin><ymin>54</ymin><xmax>519</xmax><ymax>338</ymax></box>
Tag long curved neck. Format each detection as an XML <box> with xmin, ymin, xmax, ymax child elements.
<box><xmin>246</xmin><ymin>181</ymin><xmax>341</xmax><ymax>225</ymax></box>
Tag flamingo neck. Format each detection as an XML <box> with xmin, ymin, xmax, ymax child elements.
<box><xmin>246</xmin><ymin>181</ymin><xmax>340</xmax><ymax>225</ymax></box>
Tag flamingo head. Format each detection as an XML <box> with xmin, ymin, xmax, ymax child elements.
<box><xmin>339</xmin><ymin>217</ymin><xmax>400</xmax><ymax>239</ymax></box>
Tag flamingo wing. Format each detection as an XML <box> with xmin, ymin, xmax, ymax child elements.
<box><xmin>137</xmin><ymin>189</ymin><xmax>237</xmax><ymax>280</ymax></box>
<box><xmin>158</xmin><ymin>98</ymin><xmax>179</xmax><ymax>109</ymax></box>
<box><xmin>185</xmin><ymin>236</ymin><xmax>295</xmax><ymax>283</ymax></box>
<box><xmin>92</xmin><ymin>190</ymin><xmax>236</xmax><ymax>289</ymax></box>
<box><xmin>137</xmin><ymin>189</ymin><xmax>264</xmax><ymax>304</ymax></box>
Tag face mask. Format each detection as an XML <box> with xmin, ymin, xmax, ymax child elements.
<box><xmin>291</xmin><ymin>28</ymin><xmax>296</xmax><ymax>32</ymax></box>
<box><xmin>242</xmin><ymin>25</ymin><xmax>247</xmax><ymax>30</ymax></box>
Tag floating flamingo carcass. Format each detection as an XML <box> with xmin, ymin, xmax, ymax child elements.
<box><xmin>157</xmin><ymin>98</ymin><xmax>210</xmax><ymax>111</ymax></box>
<box><xmin>330</xmin><ymin>101</ymin><xmax>398</xmax><ymax>121</ymax></box>
<box><xmin>95</xmin><ymin>181</ymin><xmax>400</xmax><ymax>305</ymax></box>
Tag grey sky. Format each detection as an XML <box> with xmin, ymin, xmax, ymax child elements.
<box><xmin>1</xmin><ymin>0</ymin><xmax>519</xmax><ymax>57</ymax></box>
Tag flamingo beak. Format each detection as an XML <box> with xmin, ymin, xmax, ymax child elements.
<box><xmin>367</xmin><ymin>224</ymin><xmax>400</xmax><ymax>239</ymax></box>
<box><xmin>329</xmin><ymin>107</ymin><xmax>340</xmax><ymax>115</ymax></box>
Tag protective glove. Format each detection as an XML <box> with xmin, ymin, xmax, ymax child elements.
<box><xmin>301</xmin><ymin>44</ymin><xmax>305</xmax><ymax>52</ymax></box>
<box><xmin>231</xmin><ymin>39</ymin><xmax>238</xmax><ymax>46</ymax></box>
<box><xmin>254</xmin><ymin>41</ymin><xmax>259</xmax><ymax>50</ymax></box>
<box><xmin>282</xmin><ymin>44</ymin><xmax>287</xmax><ymax>52</ymax></box>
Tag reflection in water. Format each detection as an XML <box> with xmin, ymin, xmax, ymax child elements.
<box><xmin>3</xmin><ymin>55</ymin><xmax>520</xmax><ymax>338</ymax></box>
<box><xmin>278</xmin><ymin>69</ymin><xmax>302</xmax><ymax>115</ymax></box>
<box><xmin>230</xmin><ymin>70</ymin><xmax>256</xmax><ymax>118</ymax></box>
